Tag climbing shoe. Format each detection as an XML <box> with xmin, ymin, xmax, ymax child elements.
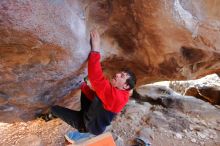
<box><xmin>64</xmin><ymin>131</ymin><xmax>94</xmax><ymax>144</ymax></box>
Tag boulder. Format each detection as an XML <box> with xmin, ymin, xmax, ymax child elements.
<box><xmin>0</xmin><ymin>0</ymin><xmax>220</xmax><ymax>122</ymax></box>
<box><xmin>136</xmin><ymin>84</ymin><xmax>220</xmax><ymax>122</ymax></box>
<box><xmin>185</xmin><ymin>86</ymin><xmax>220</xmax><ymax>105</ymax></box>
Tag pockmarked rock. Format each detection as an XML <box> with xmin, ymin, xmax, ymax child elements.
<box><xmin>185</xmin><ymin>86</ymin><xmax>220</xmax><ymax>105</ymax></box>
<box><xmin>0</xmin><ymin>0</ymin><xmax>220</xmax><ymax>122</ymax></box>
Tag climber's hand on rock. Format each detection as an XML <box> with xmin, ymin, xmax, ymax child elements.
<box><xmin>90</xmin><ymin>29</ymin><xmax>100</xmax><ymax>52</ymax></box>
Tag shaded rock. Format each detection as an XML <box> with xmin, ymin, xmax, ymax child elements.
<box><xmin>185</xmin><ymin>87</ymin><xmax>200</xmax><ymax>97</ymax></box>
<box><xmin>185</xmin><ymin>86</ymin><xmax>220</xmax><ymax>105</ymax></box>
<box><xmin>135</xmin><ymin>83</ymin><xmax>220</xmax><ymax>140</ymax></box>
<box><xmin>198</xmin><ymin>87</ymin><xmax>220</xmax><ymax>105</ymax></box>
<box><xmin>135</xmin><ymin>84</ymin><xmax>179</xmax><ymax>106</ymax></box>
<box><xmin>136</xmin><ymin>84</ymin><xmax>205</xmax><ymax>111</ymax></box>
<box><xmin>137</xmin><ymin>84</ymin><xmax>220</xmax><ymax>122</ymax></box>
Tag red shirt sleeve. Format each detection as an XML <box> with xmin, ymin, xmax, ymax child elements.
<box><xmin>88</xmin><ymin>52</ymin><xmax>129</xmax><ymax>113</ymax></box>
<box><xmin>81</xmin><ymin>82</ymin><xmax>95</xmax><ymax>101</ymax></box>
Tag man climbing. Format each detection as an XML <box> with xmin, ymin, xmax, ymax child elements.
<box><xmin>44</xmin><ymin>29</ymin><xmax>136</xmax><ymax>143</ymax></box>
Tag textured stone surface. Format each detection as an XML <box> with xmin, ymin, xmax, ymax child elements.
<box><xmin>0</xmin><ymin>0</ymin><xmax>220</xmax><ymax>122</ymax></box>
<box><xmin>185</xmin><ymin>86</ymin><xmax>220</xmax><ymax>105</ymax></box>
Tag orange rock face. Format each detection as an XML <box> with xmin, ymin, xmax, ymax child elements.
<box><xmin>0</xmin><ymin>0</ymin><xmax>220</xmax><ymax>122</ymax></box>
<box><xmin>185</xmin><ymin>86</ymin><xmax>220</xmax><ymax>105</ymax></box>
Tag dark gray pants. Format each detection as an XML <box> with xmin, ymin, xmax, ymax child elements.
<box><xmin>51</xmin><ymin>92</ymin><xmax>91</xmax><ymax>132</ymax></box>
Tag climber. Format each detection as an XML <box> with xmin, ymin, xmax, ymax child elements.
<box><xmin>42</xmin><ymin>29</ymin><xmax>136</xmax><ymax>143</ymax></box>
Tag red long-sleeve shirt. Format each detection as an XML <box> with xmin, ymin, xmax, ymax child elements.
<box><xmin>81</xmin><ymin>52</ymin><xmax>129</xmax><ymax>113</ymax></box>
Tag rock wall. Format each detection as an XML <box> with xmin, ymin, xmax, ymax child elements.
<box><xmin>0</xmin><ymin>0</ymin><xmax>220</xmax><ymax>122</ymax></box>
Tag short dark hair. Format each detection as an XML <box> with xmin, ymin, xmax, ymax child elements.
<box><xmin>123</xmin><ymin>69</ymin><xmax>136</xmax><ymax>90</ymax></box>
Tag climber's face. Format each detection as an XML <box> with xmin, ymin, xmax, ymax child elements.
<box><xmin>111</xmin><ymin>71</ymin><xmax>130</xmax><ymax>90</ymax></box>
